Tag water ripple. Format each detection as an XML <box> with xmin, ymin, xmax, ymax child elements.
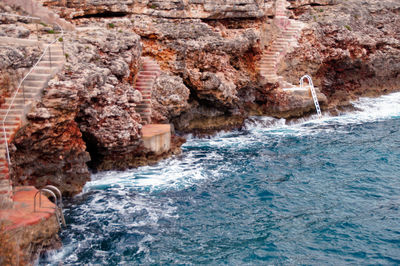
<box><xmin>42</xmin><ymin>92</ymin><xmax>400</xmax><ymax>265</ymax></box>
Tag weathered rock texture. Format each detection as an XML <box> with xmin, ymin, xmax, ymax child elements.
<box><xmin>9</xmin><ymin>26</ymin><xmax>146</xmax><ymax>193</ymax></box>
<box><xmin>129</xmin><ymin>14</ymin><xmax>265</xmax><ymax>132</ymax></box>
<box><xmin>282</xmin><ymin>0</ymin><xmax>400</xmax><ymax>107</ymax></box>
<box><xmin>3</xmin><ymin>0</ymin><xmax>75</xmax><ymax>30</ymax></box>
<box><xmin>1</xmin><ymin>0</ymin><xmax>399</xmax><ymax>195</ymax></box>
<box><xmin>37</xmin><ymin>0</ymin><xmax>400</xmax><ymax>129</ymax></box>
<box><xmin>42</xmin><ymin>0</ymin><xmax>269</xmax><ymax>19</ymax></box>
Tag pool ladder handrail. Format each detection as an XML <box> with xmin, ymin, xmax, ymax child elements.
<box><xmin>300</xmin><ymin>74</ymin><xmax>322</xmax><ymax>119</ymax></box>
<box><xmin>34</xmin><ymin>185</ymin><xmax>66</xmax><ymax>229</ymax></box>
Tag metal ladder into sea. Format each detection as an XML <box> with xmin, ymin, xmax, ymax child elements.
<box><xmin>34</xmin><ymin>185</ymin><xmax>66</xmax><ymax>229</ymax></box>
<box><xmin>300</xmin><ymin>75</ymin><xmax>322</xmax><ymax>119</ymax></box>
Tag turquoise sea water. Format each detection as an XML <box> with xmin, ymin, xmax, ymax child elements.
<box><xmin>42</xmin><ymin>93</ymin><xmax>400</xmax><ymax>265</ymax></box>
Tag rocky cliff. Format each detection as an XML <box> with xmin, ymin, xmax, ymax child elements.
<box><xmin>282</xmin><ymin>0</ymin><xmax>400</xmax><ymax>108</ymax></box>
<box><xmin>1</xmin><ymin>0</ymin><xmax>399</xmax><ymax>195</ymax></box>
<box><xmin>9</xmin><ymin>26</ymin><xmax>146</xmax><ymax>195</ymax></box>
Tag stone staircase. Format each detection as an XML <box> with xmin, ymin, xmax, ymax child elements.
<box><xmin>259</xmin><ymin>0</ymin><xmax>305</xmax><ymax>86</ymax></box>
<box><xmin>0</xmin><ymin>38</ymin><xmax>64</xmax><ymax>206</ymax></box>
<box><xmin>134</xmin><ymin>57</ymin><xmax>161</xmax><ymax>125</ymax></box>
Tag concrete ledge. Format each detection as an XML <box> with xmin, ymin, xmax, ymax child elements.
<box><xmin>142</xmin><ymin>124</ymin><xmax>171</xmax><ymax>155</ymax></box>
<box><xmin>0</xmin><ymin>186</ymin><xmax>56</xmax><ymax>231</ymax></box>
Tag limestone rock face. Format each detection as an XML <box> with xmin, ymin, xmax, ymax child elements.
<box><xmin>263</xmin><ymin>88</ymin><xmax>328</xmax><ymax>118</ymax></box>
<box><xmin>151</xmin><ymin>73</ymin><xmax>190</xmax><ymax>123</ymax></box>
<box><xmin>11</xmin><ymin>84</ymin><xmax>91</xmax><ymax>197</ymax></box>
<box><xmin>280</xmin><ymin>0</ymin><xmax>400</xmax><ymax>107</ymax></box>
<box><xmin>0</xmin><ymin>15</ymin><xmax>42</xmax><ymax>102</ymax></box>
<box><xmin>57</xmin><ymin>28</ymin><xmax>143</xmax><ymax>171</ymax></box>
<box><xmin>128</xmin><ymin>14</ymin><xmax>263</xmax><ymax>130</ymax></box>
<box><xmin>40</xmin><ymin>0</ymin><xmax>272</xmax><ymax>131</ymax></box>
<box><xmin>42</xmin><ymin>0</ymin><xmax>268</xmax><ymax>19</ymax></box>
<box><xmin>10</xmin><ymin>27</ymin><xmax>143</xmax><ymax>194</ymax></box>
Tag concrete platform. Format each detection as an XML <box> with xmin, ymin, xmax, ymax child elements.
<box><xmin>142</xmin><ymin>124</ymin><xmax>171</xmax><ymax>155</ymax></box>
<box><xmin>0</xmin><ymin>186</ymin><xmax>56</xmax><ymax>231</ymax></box>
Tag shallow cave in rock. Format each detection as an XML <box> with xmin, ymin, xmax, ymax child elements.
<box><xmin>72</xmin><ymin>11</ymin><xmax>128</xmax><ymax>19</ymax></box>
<box><xmin>79</xmin><ymin>131</ymin><xmax>103</xmax><ymax>172</ymax></box>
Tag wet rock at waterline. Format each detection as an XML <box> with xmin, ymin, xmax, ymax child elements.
<box><xmin>1</xmin><ymin>0</ymin><xmax>399</xmax><ymax>196</ymax></box>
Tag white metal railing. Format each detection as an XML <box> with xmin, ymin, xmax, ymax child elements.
<box><xmin>34</xmin><ymin>185</ymin><xmax>66</xmax><ymax>228</ymax></box>
<box><xmin>0</xmin><ymin>13</ymin><xmax>64</xmax><ymax>165</ymax></box>
<box><xmin>300</xmin><ymin>74</ymin><xmax>322</xmax><ymax>118</ymax></box>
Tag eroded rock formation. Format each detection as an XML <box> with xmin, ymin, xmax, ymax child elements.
<box><xmin>10</xmin><ymin>26</ymin><xmax>144</xmax><ymax>194</ymax></box>
<box><xmin>1</xmin><ymin>0</ymin><xmax>399</xmax><ymax>194</ymax></box>
<box><xmin>282</xmin><ymin>0</ymin><xmax>400</xmax><ymax>107</ymax></box>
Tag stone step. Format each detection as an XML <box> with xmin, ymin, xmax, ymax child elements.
<box><xmin>261</xmin><ymin>55</ymin><xmax>278</xmax><ymax>59</ymax></box>
<box><xmin>136</xmin><ymin>76</ymin><xmax>156</xmax><ymax>81</ymax></box>
<box><xmin>135</xmin><ymin>107</ymin><xmax>151</xmax><ymax>112</ymax></box>
<box><xmin>42</xmin><ymin>51</ymin><xmax>64</xmax><ymax>58</ymax></box>
<box><xmin>0</xmin><ymin>104</ymin><xmax>27</xmax><ymax>110</ymax></box>
<box><xmin>259</xmin><ymin>68</ymin><xmax>275</xmax><ymax>72</ymax></box>
<box><xmin>31</xmin><ymin>67</ymin><xmax>54</xmax><ymax>74</ymax></box>
<box><xmin>260</xmin><ymin>59</ymin><xmax>277</xmax><ymax>63</ymax></box>
<box><xmin>136</xmin><ymin>75</ymin><xmax>157</xmax><ymax>81</ymax></box>
<box><xmin>44</xmin><ymin>48</ymin><xmax>64</xmax><ymax>54</ymax></box>
<box><xmin>24</xmin><ymin>73</ymin><xmax>51</xmax><ymax>81</ymax></box>
<box><xmin>282</xmin><ymin>30</ymin><xmax>299</xmax><ymax>34</ymax></box>
<box><xmin>0</xmin><ymin>113</ymin><xmax>23</xmax><ymax>120</ymax></box>
<box><xmin>259</xmin><ymin>63</ymin><xmax>276</xmax><ymax>67</ymax></box>
<box><xmin>261</xmin><ymin>74</ymin><xmax>279</xmax><ymax>78</ymax></box>
<box><xmin>22</xmin><ymin>79</ymin><xmax>48</xmax><ymax>88</ymax></box>
<box><xmin>274</xmin><ymin>41</ymin><xmax>289</xmax><ymax>45</ymax></box>
<box><xmin>136</xmin><ymin>78</ymin><xmax>156</xmax><ymax>83</ymax></box>
<box><xmin>140</xmin><ymin>99</ymin><xmax>151</xmax><ymax>104</ymax></box>
<box><xmin>0</xmin><ymin>115</ymin><xmax>22</xmax><ymax>123</ymax></box>
<box><xmin>136</xmin><ymin>103</ymin><xmax>151</xmax><ymax>108</ymax></box>
<box><xmin>0</xmin><ymin>130</ymin><xmax>17</xmax><ymax>139</ymax></box>
<box><xmin>137</xmin><ymin>73</ymin><xmax>156</xmax><ymax>78</ymax></box>
<box><xmin>4</xmin><ymin>97</ymin><xmax>30</xmax><ymax>104</ymax></box>
<box><xmin>18</xmin><ymin>86</ymin><xmax>42</xmax><ymax>93</ymax></box>
<box><xmin>135</xmin><ymin>86</ymin><xmax>152</xmax><ymax>90</ymax></box>
<box><xmin>37</xmin><ymin>61</ymin><xmax>64</xmax><ymax>68</ymax></box>
<box><xmin>142</xmin><ymin>67</ymin><xmax>160</xmax><ymax>72</ymax></box>
<box><xmin>276</xmin><ymin>37</ymin><xmax>293</xmax><ymax>42</ymax></box>
<box><xmin>136</xmin><ymin>82</ymin><xmax>154</xmax><ymax>86</ymax></box>
<box><xmin>0</xmin><ymin>167</ymin><xmax>8</xmax><ymax>174</ymax></box>
<box><xmin>264</xmin><ymin>52</ymin><xmax>279</xmax><ymax>56</ymax></box>
<box><xmin>139</xmin><ymin>71</ymin><xmax>159</xmax><ymax>76</ymax></box>
<box><xmin>135</xmin><ymin>81</ymin><xmax>153</xmax><ymax>85</ymax></box>
<box><xmin>259</xmin><ymin>62</ymin><xmax>276</xmax><ymax>66</ymax></box>
<box><xmin>0</xmin><ymin>109</ymin><xmax>24</xmax><ymax>116</ymax></box>
<box><xmin>137</xmin><ymin>109</ymin><xmax>151</xmax><ymax>114</ymax></box>
<box><xmin>269</xmin><ymin>48</ymin><xmax>284</xmax><ymax>52</ymax></box>
<box><xmin>0</xmin><ymin>120</ymin><xmax>21</xmax><ymax>127</ymax></box>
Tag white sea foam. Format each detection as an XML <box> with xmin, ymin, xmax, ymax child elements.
<box><xmin>243</xmin><ymin>92</ymin><xmax>400</xmax><ymax>137</ymax></box>
<box><xmin>86</xmin><ymin>92</ymin><xmax>400</xmax><ymax>192</ymax></box>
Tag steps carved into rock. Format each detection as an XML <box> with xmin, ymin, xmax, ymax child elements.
<box><xmin>134</xmin><ymin>57</ymin><xmax>161</xmax><ymax>125</ymax></box>
<box><xmin>258</xmin><ymin>0</ymin><xmax>305</xmax><ymax>86</ymax></box>
<box><xmin>0</xmin><ymin>36</ymin><xmax>64</xmax><ymax>204</ymax></box>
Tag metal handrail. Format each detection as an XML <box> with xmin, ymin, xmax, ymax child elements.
<box><xmin>1</xmin><ymin>14</ymin><xmax>64</xmax><ymax>166</ymax></box>
<box><xmin>34</xmin><ymin>188</ymin><xmax>62</xmax><ymax>229</ymax></box>
<box><xmin>44</xmin><ymin>185</ymin><xmax>66</xmax><ymax>226</ymax></box>
<box><xmin>300</xmin><ymin>74</ymin><xmax>322</xmax><ymax>118</ymax></box>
